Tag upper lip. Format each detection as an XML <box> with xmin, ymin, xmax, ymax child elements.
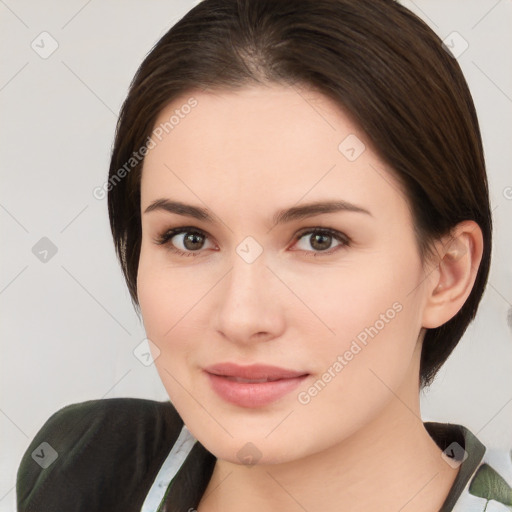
<box><xmin>204</xmin><ymin>362</ymin><xmax>308</xmax><ymax>380</ymax></box>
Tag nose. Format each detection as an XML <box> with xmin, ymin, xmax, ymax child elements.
<box><xmin>213</xmin><ymin>249</ymin><xmax>286</xmax><ymax>345</ymax></box>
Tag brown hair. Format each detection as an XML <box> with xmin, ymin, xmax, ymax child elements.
<box><xmin>108</xmin><ymin>0</ymin><xmax>492</xmax><ymax>389</ymax></box>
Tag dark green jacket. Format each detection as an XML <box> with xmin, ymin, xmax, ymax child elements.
<box><xmin>16</xmin><ymin>397</ymin><xmax>512</xmax><ymax>512</ymax></box>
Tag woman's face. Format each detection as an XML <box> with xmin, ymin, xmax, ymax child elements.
<box><xmin>138</xmin><ymin>84</ymin><xmax>432</xmax><ymax>464</ymax></box>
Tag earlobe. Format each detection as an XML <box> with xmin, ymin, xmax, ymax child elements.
<box><xmin>422</xmin><ymin>221</ymin><xmax>483</xmax><ymax>329</ymax></box>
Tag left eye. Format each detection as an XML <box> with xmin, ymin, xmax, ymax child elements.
<box><xmin>292</xmin><ymin>228</ymin><xmax>349</xmax><ymax>255</ymax></box>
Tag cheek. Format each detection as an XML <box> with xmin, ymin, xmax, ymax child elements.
<box><xmin>137</xmin><ymin>255</ymin><xmax>170</xmax><ymax>339</ymax></box>
<box><xmin>280</xmin><ymin>247</ymin><xmax>423</xmax><ymax>344</ymax></box>
<box><xmin>137</xmin><ymin>241</ymin><xmax>207</xmax><ymax>338</ymax></box>
<box><xmin>137</xmin><ymin>249</ymin><xmax>185</xmax><ymax>369</ymax></box>
<box><xmin>137</xmin><ymin>247</ymin><xmax>218</xmax><ymax>403</ymax></box>
<box><xmin>287</xmin><ymin>250</ymin><xmax>425</xmax><ymax>401</ymax></box>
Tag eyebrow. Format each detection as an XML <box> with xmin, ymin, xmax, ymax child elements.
<box><xmin>144</xmin><ymin>198</ymin><xmax>372</xmax><ymax>225</ymax></box>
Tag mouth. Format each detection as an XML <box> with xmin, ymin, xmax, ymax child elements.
<box><xmin>203</xmin><ymin>362</ymin><xmax>309</xmax><ymax>380</ymax></box>
<box><xmin>203</xmin><ymin>363</ymin><xmax>310</xmax><ymax>408</ymax></box>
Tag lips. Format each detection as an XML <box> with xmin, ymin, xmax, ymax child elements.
<box><xmin>203</xmin><ymin>362</ymin><xmax>310</xmax><ymax>407</ymax></box>
<box><xmin>203</xmin><ymin>362</ymin><xmax>309</xmax><ymax>381</ymax></box>
<box><xmin>204</xmin><ymin>366</ymin><xmax>309</xmax><ymax>408</ymax></box>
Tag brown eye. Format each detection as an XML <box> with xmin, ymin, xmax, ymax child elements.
<box><xmin>155</xmin><ymin>227</ymin><xmax>214</xmax><ymax>256</ymax></box>
<box><xmin>293</xmin><ymin>228</ymin><xmax>350</xmax><ymax>256</ymax></box>
<box><xmin>181</xmin><ymin>232</ymin><xmax>206</xmax><ymax>251</ymax></box>
<box><xmin>309</xmin><ymin>232</ymin><xmax>332</xmax><ymax>251</ymax></box>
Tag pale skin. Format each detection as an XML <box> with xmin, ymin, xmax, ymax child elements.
<box><xmin>137</xmin><ymin>84</ymin><xmax>483</xmax><ymax>512</ymax></box>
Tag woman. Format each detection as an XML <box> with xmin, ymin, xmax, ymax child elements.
<box><xmin>16</xmin><ymin>0</ymin><xmax>512</xmax><ymax>511</ymax></box>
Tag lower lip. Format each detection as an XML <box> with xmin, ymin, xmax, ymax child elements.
<box><xmin>205</xmin><ymin>372</ymin><xmax>309</xmax><ymax>408</ymax></box>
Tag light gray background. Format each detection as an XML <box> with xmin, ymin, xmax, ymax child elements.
<box><xmin>1</xmin><ymin>1</ymin><xmax>511</xmax><ymax>511</ymax></box>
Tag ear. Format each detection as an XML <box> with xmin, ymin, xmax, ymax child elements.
<box><xmin>422</xmin><ymin>220</ymin><xmax>484</xmax><ymax>329</ymax></box>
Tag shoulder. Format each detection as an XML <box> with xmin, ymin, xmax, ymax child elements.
<box><xmin>462</xmin><ymin>445</ymin><xmax>512</xmax><ymax>510</ymax></box>
<box><xmin>449</xmin><ymin>426</ymin><xmax>512</xmax><ymax>512</ymax></box>
<box><xmin>16</xmin><ymin>397</ymin><xmax>184</xmax><ymax>512</ymax></box>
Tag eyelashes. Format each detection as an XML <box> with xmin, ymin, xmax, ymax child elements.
<box><xmin>153</xmin><ymin>226</ymin><xmax>350</xmax><ymax>258</ymax></box>
<box><xmin>292</xmin><ymin>227</ymin><xmax>350</xmax><ymax>256</ymax></box>
<box><xmin>154</xmin><ymin>227</ymin><xmax>214</xmax><ymax>258</ymax></box>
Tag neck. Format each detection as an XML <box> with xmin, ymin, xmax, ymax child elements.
<box><xmin>197</xmin><ymin>347</ymin><xmax>459</xmax><ymax>512</ymax></box>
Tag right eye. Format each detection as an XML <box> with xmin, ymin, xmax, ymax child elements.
<box><xmin>154</xmin><ymin>227</ymin><xmax>215</xmax><ymax>257</ymax></box>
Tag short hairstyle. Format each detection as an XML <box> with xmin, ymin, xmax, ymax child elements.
<box><xmin>107</xmin><ymin>0</ymin><xmax>492</xmax><ymax>388</ymax></box>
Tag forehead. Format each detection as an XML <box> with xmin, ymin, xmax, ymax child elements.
<box><xmin>148</xmin><ymin>84</ymin><xmax>353</xmax><ymax>162</ymax></box>
<box><xmin>140</xmin><ymin>84</ymin><xmax>408</xmax><ymax>222</ymax></box>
